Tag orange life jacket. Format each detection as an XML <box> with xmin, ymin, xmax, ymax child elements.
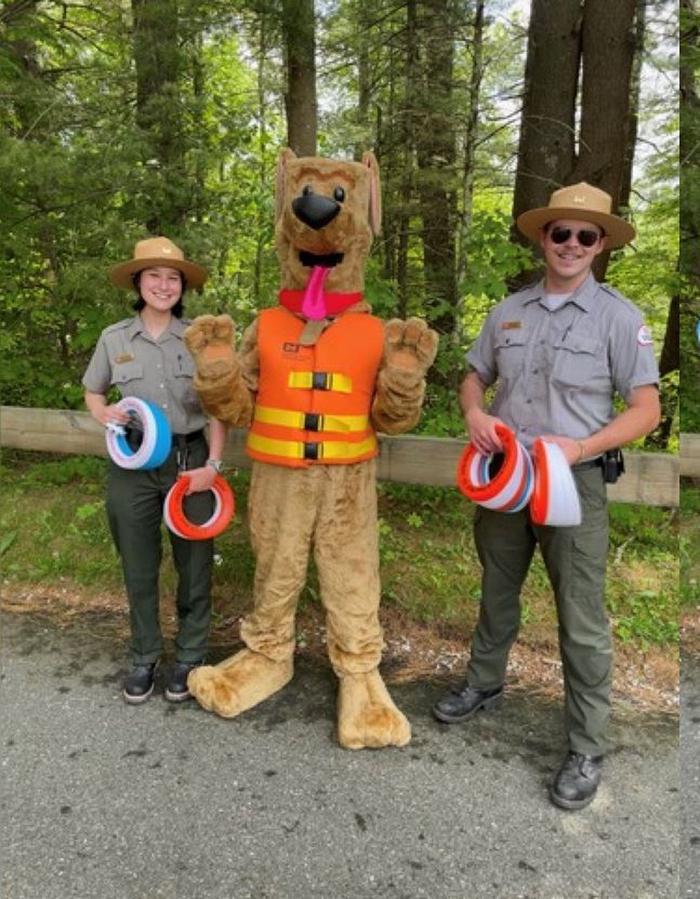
<box><xmin>246</xmin><ymin>306</ymin><xmax>384</xmax><ymax>468</ymax></box>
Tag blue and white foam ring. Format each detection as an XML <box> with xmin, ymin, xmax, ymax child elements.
<box><xmin>530</xmin><ymin>439</ymin><xmax>582</xmax><ymax>527</ymax></box>
<box><xmin>105</xmin><ymin>397</ymin><xmax>172</xmax><ymax>470</ymax></box>
<box><xmin>456</xmin><ymin>423</ymin><xmax>534</xmax><ymax>513</ymax></box>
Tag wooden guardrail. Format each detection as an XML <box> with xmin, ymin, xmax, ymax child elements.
<box><xmin>0</xmin><ymin>405</ymin><xmax>683</xmax><ymax>507</ymax></box>
<box><xmin>681</xmin><ymin>432</ymin><xmax>700</xmax><ymax>479</ymax></box>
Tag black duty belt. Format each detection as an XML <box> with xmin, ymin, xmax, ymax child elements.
<box><xmin>126</xmin><ymin>427</ymin><xmax>205</xmax><ymax>453</ymax></box>
<box><xmin>172</xmin><ymin>429</ymin><xmax>206</xmax><ymax>445</ymax></box>
<box><xmin>572</xmin><ymin>457</ymin><xmax>603</xmax><ymax>472</ymax></box>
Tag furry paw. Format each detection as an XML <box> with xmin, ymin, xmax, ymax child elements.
<box><xmin>383</xmin><ymin>317</ymin><xmax>439</xmax><ymax>375</ymax></box>
<box><xmin>337</xmin><ymin>669</ymin><xmax>411</xmax><ymax>750</ymax></box>
<box><xmin>187</xmin><ymin>649</ymin><xmax>293</xmax><ymax>719</ymax></box>
<box><xmin>184</xmin><ymin>314</ymin><xmax>237</xmax><ymax>379</ymax></box>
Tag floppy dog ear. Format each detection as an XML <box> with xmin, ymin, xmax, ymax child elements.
<box><xmin>362</xmin><ymin>151</ymin><xmax>382</xmax><ymax>235</ymax></box>
<box><xmin>276</xmin><ymin>148</ymin><xmax>297</xmax><ymax>222</ymax></box>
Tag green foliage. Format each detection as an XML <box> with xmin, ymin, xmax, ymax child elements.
<box><xmin>681</xmin><ymin>485</ymin><xmax>700</xmax><ymax>610</ymax></box>
<box><xmin>0</xmin><ymin>0</ymin><xmax>678</xmax><ymax>441</ymax></box>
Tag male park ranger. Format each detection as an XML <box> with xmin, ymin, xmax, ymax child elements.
<box><xmin>433</xmin><ymin>184</ymin><xmax>660</xmax><ymax>809</ymax></box>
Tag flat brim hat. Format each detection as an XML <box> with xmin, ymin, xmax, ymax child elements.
<box><xmin>109</xmin><ymin>237</ymin><xmax>208</xmax><ymax>290</ymax></box>
<box><xmin>516</xmin><ymin>182</ymin><xmax>635</xmax><ymax>249</ymax></box>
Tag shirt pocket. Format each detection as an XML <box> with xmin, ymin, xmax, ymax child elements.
<box><xmin>494</xmin><ymin>329</ymin><xmax>528</xmax><ymax>381</ymax></box>
<box><xmin>551</xmin><ymin>333</ymin><xmax>608</xmax><ymax>391</ymax></box>
<box><xmin>171</xmin><ymin>353</ymin><xmax>201</xmax><ymax>412</ymax></box>
<box><xmin>110</xmin><ymin>361</ymin><xmax>144</xmax><ymax>387</ymax></box>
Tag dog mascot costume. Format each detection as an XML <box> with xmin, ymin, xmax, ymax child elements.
<box><xmin>184</xmin><ymin>149</ymin><xmax>438</xmax><ymax>749</ymax></box>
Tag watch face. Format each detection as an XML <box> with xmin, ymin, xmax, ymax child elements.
<box><xmin>208</xmin><ymin>460</ymin><xmax>222</xmax><ymax>473</ymax></box>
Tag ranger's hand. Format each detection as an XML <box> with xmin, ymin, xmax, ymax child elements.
<box><xmin>465</xmin><ymin>407</ymin><xmax>505</xmax><ymax>455</ymax></box>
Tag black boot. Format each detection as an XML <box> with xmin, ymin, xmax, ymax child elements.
<box><xmin>432</xmin><ymin>682</ymin><xmax>503</xmax><ymax>723</ymax></box>
<box><xmin>550</xmin><ymin>751</ymin><xmax>603</xmax><ymax>810</ymax></box>
<box><xmin>123</xmin><ymin>663</ymin><xmax>157</xmax><ymax>704</ymax></box>
<box><xmin>164</xmin><ymin>661</ymin><xmax>202</xmax><ymax>703</ymax></box>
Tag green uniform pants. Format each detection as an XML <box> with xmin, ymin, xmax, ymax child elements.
<box><xmin>106</xmin><ymin>436</ymin><xmax>214</xmax><ymax>665</ymax></box>
<box><xmin>467</xmin><ymin>465</ymin><xmax>611</xmax><ymax>756</ymax></box>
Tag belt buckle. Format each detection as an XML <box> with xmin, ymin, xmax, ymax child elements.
<box><xmin>303</xmin><ymin>442</ymin><xmax>319</xmax><ymax>460</ymax></box>
<box><xmin>312</xmin><ymin>372</ymin><xmax>328</xmax><ymax>390</ymax></box>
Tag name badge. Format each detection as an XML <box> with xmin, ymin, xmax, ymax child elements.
<box><xmin>501</xmin><ymin>321</ymin><xmax>522</xmax><ymax>330</ymax></box>
<box><xmin>114</xmin><ymin>353</ymin><xmax>135</xmax><ymax>363</ymax></box>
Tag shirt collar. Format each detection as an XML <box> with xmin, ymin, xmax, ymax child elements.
<box><xmin>522</xmin><ymin>272</ymin><xmax>598</xmax><ymax>312</ymax></box>
<box><xmin>127</xmin><ymin>314</ymin><xmax>187</xmax><ymax>341</ymax></box>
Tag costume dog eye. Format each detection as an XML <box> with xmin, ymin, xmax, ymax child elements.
<box><xmin>302</xmin><ymin>185</ymin><xmax>313</xmax><ymax>196</ymax></box>
<box><xmin>333</xmin><ymin>186</ymin><xmax>345</xmax><ymax>202</ymax></box>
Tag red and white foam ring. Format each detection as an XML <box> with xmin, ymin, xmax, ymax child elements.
<box><xmin>456</xmin><ymin>424</ymin><xmax>534</xmax><ymax>513</ymax></box>
<box><xmin>164</xmin><ymin>474</ymin><xmax>235</xmax><ymax>541</ymax></box>
<box><xmin>530</xmin><ymin>439</ymin><xmax>582</xmax><ymax>527</ymax></box>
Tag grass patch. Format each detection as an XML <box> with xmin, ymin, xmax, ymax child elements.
<box><xmin>0</xmin><ymin>450</ymin><xmax>680</xmax><ymax>651</ymax></box>
<box><xmin>681</xmin><ymin>482</ymin><xmax>700</xmax><ymax>612</ymax></box>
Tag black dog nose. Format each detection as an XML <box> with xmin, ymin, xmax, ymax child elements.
<box><xmin>292</xmin><ymin>193</ymin><xmax>341</xmax><ymax>230</ymax></box>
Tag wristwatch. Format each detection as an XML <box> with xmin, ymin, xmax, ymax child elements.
<box><xmin>206</xmin><ymin>459</ymin><xmax>223</xmax><ymax>474</ymax></box>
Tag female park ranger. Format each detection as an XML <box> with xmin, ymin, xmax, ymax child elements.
<box><xmin>83</xmin><ymin>237</ymin><xmax>227</xmax><ymax>704</ymax></box>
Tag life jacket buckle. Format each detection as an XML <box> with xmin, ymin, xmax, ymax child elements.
<box><xmin>304</xmin><ymin>412</ymin><xmax>321</xmax><ymax>431</ymax></box>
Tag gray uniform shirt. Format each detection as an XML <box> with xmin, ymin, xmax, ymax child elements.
<box><xmin>82</xmin><ymin>316</ymin><xmax>207</xmax><ymax>435</ymax></box>
<box><xmin>466</xmin><ymin>274</ymin><xmax>659</xmax><ymax>448</ymax></box>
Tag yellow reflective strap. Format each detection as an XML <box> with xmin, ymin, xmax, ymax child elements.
<box><xmin>247</xmin><ymin>433</ymin><xmax>377</xmax><ymax>460</ymax></box>
<box><xmin>318</xmin><ymin>435</ymin><xmax>377</xmax><ymax>459</ymax></box>
<box><xmin>247</xmin><ymin>433</ymin><xmax>304</xmax><ymax>459</ymax></box>
<box><xmin>254</xmin><ymin>405</ymin><xmax>368</xmax><ymax>433</ymax></box>
<box><xmin>288</xmin><ymin>371</ymin><xmax>353</xmax><ymax>393</ymax></box>
<box><xmin>327</xmin><ymin>372</ymin><xmax>353</xmax><ymax>393</ymax></box>
<box><xmin>254</xmin><ymin>406</ymin><xmax>305</xmax><ymax>429</ymax></box>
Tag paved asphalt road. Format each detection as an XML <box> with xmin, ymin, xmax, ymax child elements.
<box><xmin>1</xmin><ymin>612</ymin><xmax>682</xmax><ymax>899</ymax></box>
<box><xmin>682</xmin><ymin>649</ymin><xmax>700</xmax><ymax>899</ymax></box>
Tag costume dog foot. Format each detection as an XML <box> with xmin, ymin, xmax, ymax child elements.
<box><xmin>337</xmin><ymin>669</ymin><xmax>411</xmax><ymax>750</ymax></box>
<box><xmin>187</xmin><ymin>649</ymin><xmax>293</xmax><ymax>719</ymax></box>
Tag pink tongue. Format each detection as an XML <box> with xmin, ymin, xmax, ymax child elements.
<box><xmin>301</xmin><ymin>266</ymin><xmax>331</xmax><ymax>320</ymax></box>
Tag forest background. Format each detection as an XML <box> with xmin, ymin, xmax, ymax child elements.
<box><xmin>0</xmin><ymin>0</ymin><xmax>684</xmax><ymax>442</ymax></box>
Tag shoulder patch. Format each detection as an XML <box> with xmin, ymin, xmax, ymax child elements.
<box><xmin>637</xmin><ymin>324</ymin><xmax>653</xmax><ymax>346</ymax></box>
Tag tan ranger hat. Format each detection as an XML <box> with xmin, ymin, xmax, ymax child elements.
<box><xmin>110</xmin><ymin>237</ymin><xmax>208</xmax><ymax>289</ymax></box>
<box><xmin>516</xmin><ymin>182</ymin><xmax>635</xmax><ymax>248</ymax></box>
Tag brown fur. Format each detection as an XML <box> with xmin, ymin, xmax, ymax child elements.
<box><xmin>184</xmin><ymin>150</ymin><xmax>438</xmax><ymax>749</ymax></box>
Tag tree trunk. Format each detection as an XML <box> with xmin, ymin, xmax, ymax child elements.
<box><xmin>511</xmin><ymin>0</ymin><xmax>582</xmax><ymax>247</ymax></box>
<box><xmin>511</xmin><ymin>0</ymin><xmax>637</xmax><ymax>287</ymax></box>
<box><xmin>254</xmin><ymin>10</ymin><xmax>270</xmax><ymax>306</ymax></box>
<box><xmin>281</xmin><ymin>0</ymin><xmax>317</xmax><ymax>156</ymax></box>
<box><xmin>681</xmin><ymin>0</ymin><xmax>700</xmax><ymax>283</ymax></box>
<box><xmin>354</xmin><ymin>0</ymin><xmax>372</xmax><ymax>161</ymax></box>
<box><xmin>619</xmin><ymin>0</ymin><xmax>647</xmax><ymax>212</ymax></box>
<box><xmin>396</xmin><ymin>0</ymin><xmax>419</xmax><ymax>318</ymax></box>
<box><xmin>456</xmin><ymin>0</ymin><xmax>485</xmax><ymax>303</ymax></box>
<box><xmin>132</xmin><ymin>0</ymin><xmax>185</xmax><ymax>233</ymax></box>
<box><xmin>680</xmin><ymin>0</ymin><xmax>700</xmax><ymax>434</ymax></box>
<box><xmin>415</xmin><ymin>0</ymin><xmax>457</xmax><ymax>336</ymax></box>
<box><xmin>570</xmin><ymin>0</ymin><xmax>636</xmax><ymax>280</ymax></box>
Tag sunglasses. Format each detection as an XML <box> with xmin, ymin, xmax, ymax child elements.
<box><xmin>548</xmin><ymin>226</ymin><xmax>602</xmax><ymax>248</ymax></box>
